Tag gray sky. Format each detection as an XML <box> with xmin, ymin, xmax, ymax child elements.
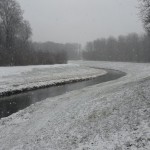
<box><xmin>19</xmin><ymin>0</ymin><xmax>144</xmax><ymax>45</ymax></box>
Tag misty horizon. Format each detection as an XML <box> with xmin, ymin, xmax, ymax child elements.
<box><xmin>19</xmin><ymin>0</ymin><xmax>144</xmax><ymax>45</ymax></box>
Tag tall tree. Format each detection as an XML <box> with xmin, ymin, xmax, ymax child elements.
<box><xmin>139</xmin><ymin>0</ymin><xmax>150</xmax><ymax>34</ymax></box>
<box><xmin>0</xmin><ymin>0</ymin><xmax>23</xmax><ymax>48</ymax></box>
<box><xmin>0</xmin><ymin>0</ymin><xmax>31</xmax><ymax>65</ymax></box>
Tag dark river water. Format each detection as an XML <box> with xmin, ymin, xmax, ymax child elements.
<box><xmin>0</xmin><ymin>69</ymin><xmax>126</xmax><ymax>119</ymax></box>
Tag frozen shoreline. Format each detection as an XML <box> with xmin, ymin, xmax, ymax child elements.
<box><xmin>0</xmin><ymin>64</ymin><xmax>106</xmax><ymax>97</ymax></box>
<box><xmin>0</xmin><ymin>61</ymin><xmax>150</xmax><ymax>149</ymax></box>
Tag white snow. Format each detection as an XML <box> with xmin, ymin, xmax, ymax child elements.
<box><xmin>0</xmin><ymin>63</ymin><xmax>106</xmax><ymax>96</ymax></box>
<box><xmin>0</xmin><ymin>61</ymin><xmax>150</xmax><ymax>150</ymax></box>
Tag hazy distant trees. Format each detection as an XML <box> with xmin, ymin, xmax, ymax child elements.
<box><xmin>83</xmin><ymin>1</ymin><xmax>150</xmax><ymax>62</ymax></box>
<box><xmin>0</xmin><ymin>0</ymin><xmax>68</xmax><ymax>66</ymax></box>
<box><xmin>33</xmin><ymin>42</ymin><xmax>81</xmax><ymax>61</ymax></box>
<box><xmin>64</xmin><ymin>43</ymin><xmax>81</xmax><ymax>60</ymax></box>
<box><xmin>83</xmin><ymin>33</ymin><xmax>150</xmax><ymax>62</ymax></box>
<box><xmin>33</xmin><ymin>41</ymin><xmax>68</xmax><ymax>64</ymax></box>
<box><xmin>139</xmin><ymin>0</ymin><xmax>150</xmax><ymax>34</ymax></box>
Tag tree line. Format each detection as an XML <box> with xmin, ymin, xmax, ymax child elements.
<box><xmin>1</xmin><ymin>0</ymin><xmax>149</xmax><ymax>65</ymax></box>
<box><xmin>34</xmin><ymin>42</ymin><xmax>81</xmax><ymax>61</ymax></box>
<box><xmin>0</xmin><ymin>0</ymin><xmax>68</xmax><ymax>66</ymax></box>
<box><xmin>83</xmin><ymin>33</ymin><xmax>150</xmax><ymax>62</ymax></box>
<box><xmin>83</xmin><ymin>1</ymin><xmax>150</xmax><ymax>63</ymax></box>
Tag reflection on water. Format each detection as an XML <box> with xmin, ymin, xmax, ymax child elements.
<box><xmin>0</xmin><ymin>69</ymin><xmax>125</xmax><ymax>119</ymax></box>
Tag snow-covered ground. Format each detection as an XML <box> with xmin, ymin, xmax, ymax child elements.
<box><xmin>0</xmin><ymin>64</ymin><xmax>106</xmax><ymax>96</ymax></box>
<box><xmin>0</xmin><ymin>61</ymin><xmax>150</xmax><ymax>150</ymax></box>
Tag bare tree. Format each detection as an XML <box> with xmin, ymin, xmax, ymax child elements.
<box><xmin>139</xmin><ymin>0</ymin><xmax>150</xmax><ymax>34</ymax></box>
<box><xmin>0</xmin><ymin>0</ymin><xmax>68</xmax><ymax>66</ymax></box>
<box><xmin>0</xmin><ymin>0</ymin><xmax>23</xmax><ymax>49</ymax></box>
<box><xmin>0</xmin><ymin>0</ymin><xmax>24</xmax><ymax>65</ymax></box>
<box><xmin>17</xmin><ymin>20</ymin><xmax>32</xmax><ymax>44</ymax></box>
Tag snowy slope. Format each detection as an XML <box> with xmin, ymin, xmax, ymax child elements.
<box><xmin>0</xmin><ymin>64</ymin><xmax>106</xmax><ymax>96</ymax></box>
<box><xmin>0</xmin><ymin>61</ymin><xmax>150</xmax><ymax>150</ymax></box>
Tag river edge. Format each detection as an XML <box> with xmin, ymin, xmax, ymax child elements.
<box><xmin>0</xmin><ymin>65</ymin><xmax>107</xmax><ymax>97</ymax></box>
<box><xmin>0</xmin><ymin>69</ymin><xmax>125</xmax><ymax>119</ymax></box>
<box><xmin>0</xmin><ymin>71</ymin><xmax>107</xmax><ymax>97</ymax></box>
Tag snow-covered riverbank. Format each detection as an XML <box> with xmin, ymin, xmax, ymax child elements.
<box><xmin>0</xmin><ymin>61</ymin><xmax>150</xmax><ymax>149</ymax></box>
<box><xmin>0</xmin><ymin>64</ymin><xmax>106</xmax><ymax>96</ymax></box>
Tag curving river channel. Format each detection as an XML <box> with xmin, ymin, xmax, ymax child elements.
<box><xmin>0</xmin><ymin>69</ymin><xmax>126</xmax><ymax>119</ymax></box>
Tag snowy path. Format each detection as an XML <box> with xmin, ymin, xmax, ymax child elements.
<box><xmin>0</xmin><ymin>64</ymin><xmax>106</xmax><ymax>96</ymax></box>
<box><xmin>0</xmin><ymin>61</ymin><xmax>150</xmax><ymax>149</ymax></box>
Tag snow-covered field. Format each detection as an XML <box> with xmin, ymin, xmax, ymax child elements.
<box><xmin>0</xmin><ymin>61</ymin><xmax>150</xmax><ymax>150</ymax></box>
<box><xmin>0</xmin><ymin>64</ymin><xmax>106</xmax><ymax>96</ymax></box>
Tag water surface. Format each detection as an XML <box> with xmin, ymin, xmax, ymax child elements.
<box><xmin>0</xmin><ymin>69</ymin><xmax>125</xmax><ymax>119</ymax></box>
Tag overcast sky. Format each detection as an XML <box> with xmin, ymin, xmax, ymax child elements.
<box><xmin>19</xmin><ymin>0</ymin><xmax>144</xmax><ymax>45</ymax></box>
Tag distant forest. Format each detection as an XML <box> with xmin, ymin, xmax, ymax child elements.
<box><xmin>83</xmin><ymin>0</ymin><xmax>150</xmax><ymax>63</ymax></box>
<box><xmin>0</xmin><ymin>0</ymin><xmax>80</xmax><ymax>66</ymax></box>
<box><xmin>1</xmin><ymin>0</ymin><xmax>150</xmax><ymax>66</ymax></box>
<box><xmin>33</xmin><ymin>42</ymin><xmax>81</xmax><ymax>62</ymax></box>
<box><xmin>83</xmin><ymin>33</ymin><xmax>150</xmax><ymax>62</ymax></box>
